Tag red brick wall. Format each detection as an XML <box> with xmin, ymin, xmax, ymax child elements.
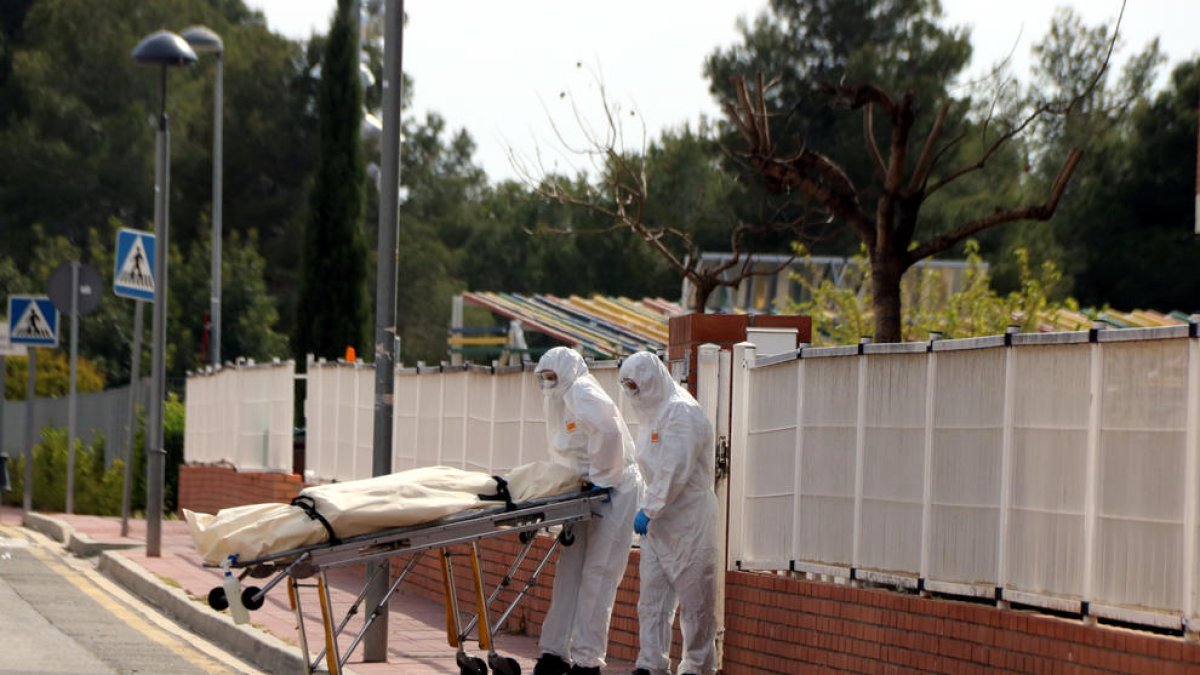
<box><xmin>177</xmin><ymin>465</ymin><xmax>305</xmax><ymax>516</ymax></box>
<box><xmin>722</xmin><ymin>571</ymin><xmax>1200</xmax><ymax>674</ymax></box>
<box><xmin>179</xmin><ymin>467</ymin><xmax>1200</xmax><ymax>673</ymax></box>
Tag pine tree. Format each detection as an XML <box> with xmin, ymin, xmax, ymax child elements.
<box><xmin>295</xmin><ymin>0</ymin><xmax>368</xmax><ymax>360</ymax></box>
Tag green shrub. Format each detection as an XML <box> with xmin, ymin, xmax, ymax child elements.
<box><xmin>783</xmin><ymin>240</ymin><xmax>1075</xmax><ymax>345</ymax></box>
<box><xmin>2</xmin><ymin>428</ymin><xmax>128</xmax><ymax>514</ymax></box>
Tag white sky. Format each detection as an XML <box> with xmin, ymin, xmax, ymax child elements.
<box><xmin>243</xmin><ymin>0</ymin><xmax>1200</xmax><ymax>184</ymax></box>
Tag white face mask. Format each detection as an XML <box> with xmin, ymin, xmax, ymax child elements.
<box><xmin>537</xmin><ymin>372</ymin><xmax>558</xmax><ymax>391</ymax></box>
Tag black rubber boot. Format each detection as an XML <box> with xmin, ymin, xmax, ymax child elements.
<box><xmin>632</xmin><ymin>670</ymin><xmax>652</xmax><ymax>675</ymax></box>
<box><xmin>565</xmin><ymin>666</ymin><xmax>601</xmax><ymax>675</ymax></box>
<box><xmin>533</xmin><ymin>653</ymin><xmax>571</xmax><ymax>675</ymax></box>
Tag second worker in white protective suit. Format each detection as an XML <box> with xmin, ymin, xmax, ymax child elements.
<box><xmin>533</xmin><ymin>347</ymin><xmax>644</xmax><ymax>675</ymax></box>
<box><xmin>619</xmin><ymin>351</ymin><xmax>718</xmax><ymax>675</ymax></box>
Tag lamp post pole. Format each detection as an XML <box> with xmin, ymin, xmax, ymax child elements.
<box><xmin>182</xmin><ymin>26</ymin><xmax>224</xmax><ymax>367</ymax></box>
<box><xmin>364</xmin><ymin>0</ymin><xmax>404</xmax><ymax>660</ymax></box>
<box><xmin>132</xmin><ymin>30</ymin><xmax>196</xmax><ymax>557</ymax></box>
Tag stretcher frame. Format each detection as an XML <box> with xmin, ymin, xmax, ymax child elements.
<box><xmin>208</xmin><ymin>488</ymin><xmax>609</xmax><ymax>674</ymax></box>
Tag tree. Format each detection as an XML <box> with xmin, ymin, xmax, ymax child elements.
<box><xmin>517</xmin><ymin>73</ymin><xmax>789</xmax><ymax>311</ymax></box>
<box><xmin>715</xmin><ymin>0</ymin><xmax>1120</xmax><ymax>342</ymax></box>
<box><xmin>294</xmin><ymin>0</ymin><xmax>369</xmax><ymax>361</ymax></box>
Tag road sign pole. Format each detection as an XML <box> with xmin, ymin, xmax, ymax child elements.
<box><xmin>0</xmin><ymin>355</ymin><xmax>6</xmax><ymax>464</ymax></box>
<box><xmin>121</xmin><ymin>302</ymin><xmax>143</xmax><ymax>537</ymax></box>
<box><xmin>66</xmin><ymin>261</ymin><xmax>79</xmax><ymax>514</ymax></box>
<box><xmin>22</xmin><ymin>348</ymin><xmax>35</xmax><ymax>512</ymax></box>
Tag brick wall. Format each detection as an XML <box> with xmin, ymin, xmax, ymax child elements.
<box><xmin>177</xmin><ymin>465</ymin><xmax>305</xmax><ymax>516</ymax></box>
<box><xmin>178</xmin><ymin>466</ymin><xmax>1200</xmax><ymax>673</ymax></box>
<box><xmin>723</xmin><ymin>571</ymin><xmax>1200</xmax><ymax>674</ymax></box>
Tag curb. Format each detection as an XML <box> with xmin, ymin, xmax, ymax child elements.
<box><xmin>22</xmin><ymin>511</ymin><xmax>358</xmax><ymax>675</ymax></box>
<box><xmin>21</xmin><ymin>512</ymin><xmax>141</xmax><ymax>557</ymax></box>
<box><xmin>98</xmin><ymin>550</ymin><xmax>312</xmax><ymax>674</ymax></box>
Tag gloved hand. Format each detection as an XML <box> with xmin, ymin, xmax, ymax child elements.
<box><xmin>633</xmin><ymin>509</ymin><xmax>651</xmax><ymax>535</ymax></box>
<box><xmin>589</xmin><ymin>483</ymin><xmax>611</xmax><ymax>504</ymax></box>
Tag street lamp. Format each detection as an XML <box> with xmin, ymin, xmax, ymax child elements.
<box><xmin>132</xmin><ymin>30</ymin><xmax>196</xmax><ymax>557</ymax></box>
<box><xmin>181</xmin><ymin>25</ymin><xmax>224</xmax><ymax>367</ymax></box>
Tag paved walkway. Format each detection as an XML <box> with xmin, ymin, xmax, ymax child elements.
<box><xmin>0</xmin><ymin>505</ymin><xmax>635</xmax><ymax>675</ymax></box>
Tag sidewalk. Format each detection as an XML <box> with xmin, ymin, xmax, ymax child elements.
<box><xmin>0</xmin><ymin>505</ymin><xmax>635</xmax><ymax>675</ymax></box>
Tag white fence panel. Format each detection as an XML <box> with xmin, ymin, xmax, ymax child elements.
<box><xmin>393</xmin><ymin>369</ymin><xmax>420</xmax><ymax>471</ymax></box>
<box><xmin>928</xmin><ymin>346</ymin><xmax>1005</xmax><ymax>591</ymax></box>
<box><xmin>796</xmin><ymin>349</ymin><xmax>859</xmax><ymax>570</ymax></box>
<box><xmin>1006</xmin><ymin>342</ymin><xmax>1091</xmax><ymax>604</ymax></box>
<box><xmin>184</xmin><ymin>362</ymin><xmax>294</xmax><ymax>472</ymax></box>
<box><xmin>1094</xmin><ymin>338</ymin><xmax>1189</xmax><ymax>617</ymax></box>
<box><xmin>741</xmin><ymin>359</ymin><xmax>798</xmax><ymax>568</ymax></box>
<box><xmin>859</xmin><ymin>348</ymin><xmax>927</xmax><ymax>581</ymax></box>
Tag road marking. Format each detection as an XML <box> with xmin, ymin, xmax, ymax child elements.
<box><xmin>0</xmin><ymin>522</ymin><xmax>232</xmax><ymax>673</ymax></box>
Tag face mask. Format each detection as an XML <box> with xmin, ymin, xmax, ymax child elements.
<box><xmin>537</xmin><ymin>372</ymin><xmax>558</xmax><ymax>391</ymax></box>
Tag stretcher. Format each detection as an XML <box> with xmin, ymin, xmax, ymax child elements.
<box><xmin>204</xmin><ymin>486</ymin><xmax>609</xmax><ymax>675</ymax></box>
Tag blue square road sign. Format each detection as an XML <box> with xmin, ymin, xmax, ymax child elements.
<box><xmin>7</xmin><ymin>295</ymin><xmax>59</xmax><ymax>347</ymax></box>
<box><xmin>114</xmin><ymin>228</ymin><xmax>156</xmax><ymax>301</ymax></box>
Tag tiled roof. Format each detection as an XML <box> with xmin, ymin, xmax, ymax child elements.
<box><xmin>460</xmin><ymin>292</ymin><xmax>684</xmax><ymax>358</ymax></box>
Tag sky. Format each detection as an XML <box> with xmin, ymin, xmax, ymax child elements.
<box><xmin>242</xmin><ymin>1</ymin><xmax>1200</xmax><ymax>184</ymax></box>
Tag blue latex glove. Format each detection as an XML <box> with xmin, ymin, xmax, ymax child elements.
<box><xmin>589</xmin><ymin>483</ymin><xmax>611</xmax><ymax>503</ymax></box>
<box><xmin>633</xmin><ymin>509</ymin><xmax>651</xmax><ymax>535</ymax></box>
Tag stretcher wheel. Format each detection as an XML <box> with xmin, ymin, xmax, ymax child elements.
<box><xmin>488</xmin><ymin>653</ymin><xmax>521</xmax><ymax>675</ymax></box>
<box><xmin>456</xmin><ymin>651</ymin><xmax>488</xmax><ymax>674</ymax></box>
<box><xmin>241</xmin><ymin>586</ymin><xmax>265</xmax><ymax>610</ymax></box>
<box><xmin>207</xmin><ymin>587</ymin><xmax>229</xmax><ymax>611</ymax></box>
<box><xmin>557</xmin><ymin>530</ymin><xmax>575</xmax><ymax>546</ymax></box>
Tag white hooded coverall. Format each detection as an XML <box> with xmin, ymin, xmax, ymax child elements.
<box><xmin>535</xmin><ymin>347</ymin><xmax>643</xmax><ymax>669</ymax></box>
<box><xmin>620</xmin><ymin>351</ymin><xmax>718</xmax><ymax>675</ymax></box>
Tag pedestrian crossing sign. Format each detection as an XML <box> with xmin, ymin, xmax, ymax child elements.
<box><xmin>114</xmin><ymin>228</ymin><xmax>156</xmax><ymax>301</ymax></box>
<box><xmin>7</xmin><ymin>295</ymin><xmax>59</xmax><ymax>347</ymax></box>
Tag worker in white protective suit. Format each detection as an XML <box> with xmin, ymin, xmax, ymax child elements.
<box><xmin>619</xmin><ymin>351</ymin><xmax>718</xmax><ymax>675</ymax></box>
<box><xmin>533</xmin><ymin>347</ymin><xmax>644</xmax><ymax>675</ymax></box>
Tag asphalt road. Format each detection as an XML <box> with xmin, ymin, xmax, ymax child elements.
<box><xmin>0</xmin><ymin>522</ymin><xmax>259</xmax><ymax>675</ymax></box>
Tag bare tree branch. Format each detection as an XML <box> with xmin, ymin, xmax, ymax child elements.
<box><xmin>908</xmin><ymin>149</ymin><xmax>1083</xmax><ymax>263</ymax></box>
<box><xmin>864</xmin><ymin>104</ymin><xmax>886</xmax><ymax>178</ymax></box>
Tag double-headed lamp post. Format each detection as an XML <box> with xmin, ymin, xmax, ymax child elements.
<box><xmin>132</xmin><ymin>30</ymin><xmax>196</xmax><ymax>557</ymax></box>
<box><xmin>181</xmin><ymin>25</ymin><xmax>224</xmax><ymax>367</ymax></box>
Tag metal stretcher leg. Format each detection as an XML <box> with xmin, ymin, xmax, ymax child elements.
<box><xmin>332</xmin><ymin>551</ymin><xmax>424</xmax><ymax>667</ymax></box>
<box><xmin>317</xmin><ymin>571</ymin><xmax>342</xmax><ymax>675</ymax></box>
<box><xmin>441</xmin><ymin>548</ymin><xmax>488</xmax><ymax>675</ymax></box>
<box><xmin>469</xmin><ymin>542</ymin><xmax>521</xmax><ymax>675</ymax></box>
<box><xmin>287</xmin><ymin>576</ymin><xmax>315</xmax><ymax>674</ymax></box>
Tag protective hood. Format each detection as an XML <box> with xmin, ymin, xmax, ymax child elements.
<box><xmin>535</xmin><ymin>346</ymin><xmax>589</xmax><ymax>397</ymax></box>
<box><xmin>618</xmin><ymin>351</ymin><xmax>674</xmax><ymax>423</ymax></box>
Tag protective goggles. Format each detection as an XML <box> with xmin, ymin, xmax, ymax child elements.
<box><xmin>536</xmin><ymin>371</ymin><xmax>558</xmax><ymax>389</ymax></box>
<box><xmin>619</xmin><ymin>377</ymin><xmax>640</xmax><ymax>396</ymax></box>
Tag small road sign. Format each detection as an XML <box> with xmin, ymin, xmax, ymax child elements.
<box><xmin>114</xmin><ymin>228</ymin><xmax>156</xmax><ymax>301</ymax></box>
<box><xmin>49</xmin><ymin>262</ymin><xmax>104</xmax><ymax>317</ymax></box>
<box><xmin>7</xmin><ymin>295</ymin><xmax>59</xmax><ymax>347</ymax></box>
<box><xmin>0</xmin><ymin>323</ymin><xmax>28</xmax><ymax>357</ymax></box>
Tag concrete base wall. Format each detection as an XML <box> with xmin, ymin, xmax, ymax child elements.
<box><xmin>179</xmin><ymin>465</ymin><xmax>1200</xmax><ymax>673</ymax></box>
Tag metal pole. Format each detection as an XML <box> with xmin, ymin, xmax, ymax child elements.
<box><xmin>210</xmin><ymin>52</ymin><xmax>223</xmax><ymax>367</ymax></box>
<box><xmin>0</xmin><ymin>355</ymin><xmax>5</xmax><ymax>468</ymax></box>
<box><xmin>363</xmin><ymin>0</ymin><xmax>404</xmax><ymax>660</ymax></box>
<box><xmin>22</xmin><ymin>349</ymin><xmax>35</xmax><ymax>512</ymax></box>
<box><xmin>66</xmin><ymin>260</ymin><xmax>79</xmax><ymax>514</ymax></box>
<box><xmin>122</xmin><ymin>301</ymin><xmax>144</xmax><ymax>537</ymax></box>
<box><xmin>147</xmin><ymin>65</ymin><xmax>171</xmax><ymax>557</ymax></box>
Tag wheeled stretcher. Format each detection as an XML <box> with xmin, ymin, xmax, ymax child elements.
<box><xmin>203</xmin><ymin>485</ymin><xmax>608</xmax><ymax>675</ymax></box>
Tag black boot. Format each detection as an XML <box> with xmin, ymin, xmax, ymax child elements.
<box><xmin>632</xmin><ymin>670</ymin><xmax>651</xmax><ymax>675</ymax></box>
<box><xmin>533</xmin><ymin>653</ymin><xmax>571</xmax><ymax>675</ymax></box>
<box><xmin>565</xmin><ymin>666</ymin><xmax>601</xmax><ymax>675</ymax></box>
